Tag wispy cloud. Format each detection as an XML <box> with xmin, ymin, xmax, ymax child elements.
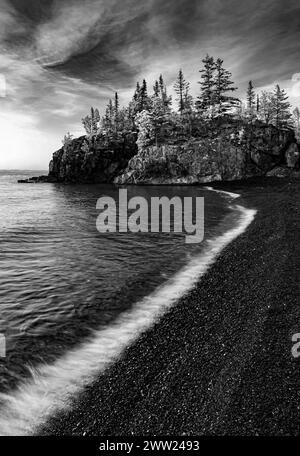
<box><xmin>1</xmin><ymin>0</ymin><xmax>300</xmax><ymax>168</ymax></box>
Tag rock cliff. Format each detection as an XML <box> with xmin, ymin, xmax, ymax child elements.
<box><xmin>19</xmin><ymin>122</ymin><xmax>299</xmax><ymax>185</ymax></box>
<box><xmin>48</xmin><ymin>133</ymin><xmax>137</xmax><ymax>183</ymax></box>
<box><xmin>115</xmin><ymin>123</ymin><xmax>299</xmax><ymax>185</ymax></box>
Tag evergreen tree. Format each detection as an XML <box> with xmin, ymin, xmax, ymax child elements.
<box><xmin>151</xmin><ymin>96</ymin><xmax>168</xmax><ymax>145</ymax></box>
<box><xmin>246</xmin><ymin>80</ymin><xmax>256</xmax><ymax>121</ymax></box>
<box><xmin>196</xmin><ymin>54</ymin><xmax>216</xmax><ymax>112</ymax></box>
<box><xmin>153</xmin><ymin>80</ymin><xmax>160</xmax><ymax>97</ymax></box>
<box><xmin>133</xmin><ymin>82</ymin><xmax>140</xmax><ymax>101</ymax></box>
<box><xmin>183</xmin><ymin>87</ymin><xmax>193</xmax><ymax>112</ymax></box>
<box><xmin>158</xmin><ymin>74</ymin><xmax>172</xmax><ymax>112</ymax></box>
<box><xmin>140</xmin><ymin>79</ymin><xmax>149</xmax><ymax>110</ymax></box>
<box><xmin>272</xmin><ymin>85</ymin><xmax>292</xmax><ymax>128</ymax></box>
<box><xmin>135</xmin><ymin>110</ymin><xmax>155</xmax><ymax>149</ymax></box>
<box><xmin>114</xmin><ymin>92</ymin><xmax>119</xmax><ymax>115</ymax></box>
<box><xmin>131</xmin><ymin>80</ymin><xmax>151</xmax><ymax>114</ymax></box>
<box><xmin>293</xmin><ymin>107</ymin><xmax>300</xmax><ymax>128</ymax></box>
<box><xmin>62</xmin><ymin>132</ymin><xmax>73</xmax><ymax>152</ymax></box>
<box><xmin>247</xmin><ymin>81</ymin><xmax>255</xmax><ymax>110</ymax></box>
<box><xmin>103</xmin><ymin>99</ymin><xmax>114</xmax><ymax>134</ymax></box>
<box><xmin>82</xmin><ymin>107</ymin><xmax>100</xmax><ymax>139</ymax></box>
<box><xmin>293</xmin><ymin>107</ymin><xmax>300</xmax><ymax>138</ymax></box>
<box><xmin>114</xmin><ymin>92</ymin><xmax>120</xmax><ymax>133</ymax></box>
<box><xmin>258</xmin><ymin>91</ymin><xmax>273</xmax><ymax>125</ymax></box>
<box><xmin>174</xmin><ymin>69</ymin><xmax>190</xmax><ymax>114</ymax></box>
<box><xmin>213</xmin><ymin>58</ymin><xmax>239</xmax><ymax>115</ymax></box>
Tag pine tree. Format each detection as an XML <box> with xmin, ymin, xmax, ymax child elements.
<box><xmin>197</xmin><ymin>55</ymin><xmax>215</xmax><ymax>112</ymax></box>
<box><xmin>159</xmin><ymin>74</ymin><xmax>165</xmax><ymax>97</ymax></box>
<box><xmin>158</xmin><ymin>74</ymin><xmax>172</xmax><ymax>112</ymax></box>
<box><xmin>140</xmin><ymin>79</ymin><xmax>148</xmax><ymax>110</ymax></box>
<box><xmin>153</xmin><ymin>80</ymin><xmax>160</xmax><ymax>97</ymax></box>
<box><xmin>258</xmin><ymin>91</ymin><xmax>273</xmax><ymax>125</ymax></box>
<box><xmin>114</xmin><ymin>92</ymin><xmax>119</xmax><ymax>114</ymax></box>
<box><xmin>246</xmin><ymin>81</ymin><xmax>256</xmax><ymax>121</ymax></box>
<box><xmin>272</xmin><ymin>85</ymin><xmax>292</xmax><ymax>128</ymax></box>
<box><xmin>293</xmin><ymin>107</ymin><xmax>300</xmax><ymax>138</ymax></box>
<box><xmin>151</xmin><ymin>96</ymin><xmax>168</xmax><ymax>145</ymax></box>
<box><xmin>293</xmin><ymin>107</ymin><xmax>300</xmax><ymax>128</ymax></box>
<box><xmin>247</xmin><ymin>81</ymin><xmax>255</xmax><ymax>110</ymax></box>
<box><xmin>174</xmin><ymin>69</ymin><xmax>190</xmax><ymax>114</ymax></box>
<box><xmin>103</xmin><ymin>99</ymin><xmax>114</xmax><ymax>134</ymax></box>
<box><xmin>62</xmin><ymin>132</ymin><xmax>73</xmax><ymax>152</ymax></box>
<box><xmin>131</xmin><ymin>80</ymin><xmax>151</xmax><ymax>114</ymax></box>
<box><xmin>133</xmin><ymin>82</ymin><xmax>140</xmax><ymax>101</ymax></box>
<box><xmin>114</xmin><ymin>92</ymin><xmax>120</xmax><ymax>133</ymax></box>
<box><xmin>82</xmin><ymin>107</ymin><xmax>100</xmax><ymax>139</ymax></box>
<box><xmin>214</xmin><ymin>58</ymin><xmax>238</xmax><ymax>115</ymax></box>
<box><xmin>135</xmin><ymin>110</ymin><xmax>155</xmax><ymax>149</ymax></box>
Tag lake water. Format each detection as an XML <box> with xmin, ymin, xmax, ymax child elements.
<box><xmin>0</xmin><ymin>170</ymin><xmax>254</xmax><ymax>435</ymax></box>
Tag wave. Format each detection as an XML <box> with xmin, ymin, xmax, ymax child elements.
<box><xmin>0</xmin><ymin>203</ymin><xmax>257</xmax><ymax>436</ymax></box>
<box><xmin>204</xmin><ymin>186</ymin><xmax>240</xmax><ymax>199</ymax></box>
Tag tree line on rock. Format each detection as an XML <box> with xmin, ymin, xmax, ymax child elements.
<box><xmin>62</xmin><ymin>54</ymin><xmax>297</xmax><ymax>151</ymax></box>
<box><xmin>243</xmin><ymin>81</ymin><xmax>293</xmax><ymax>129</ymax></box>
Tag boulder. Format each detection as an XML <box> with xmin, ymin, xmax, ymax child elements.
<box><xmin>285</xmin><ymin>143</ymin><xmax>299</xmax><ymax>168</ymax></box>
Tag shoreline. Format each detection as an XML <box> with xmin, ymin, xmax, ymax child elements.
<box><xmin>37</xmin><ymin>177</ymin><xmax>299</xmax><ymax>435</ymax></box>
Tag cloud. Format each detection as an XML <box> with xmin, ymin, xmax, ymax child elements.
<box><xmin>1</xmin><ymin>0</ymin><xmax>300</xmax><ymax>168</ymax></box>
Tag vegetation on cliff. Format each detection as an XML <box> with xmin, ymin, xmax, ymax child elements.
<box><xmin>63</xmin><ymin>54</ymin><xmax>297</xmax><ymax>151</ymax></box>
<box><xmin>50</xmin><ymin>54</ymin><xmax>299</xmax><ymax>184</ymax></box>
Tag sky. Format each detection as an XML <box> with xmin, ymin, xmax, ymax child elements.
<box><xmin>0</xmin><ymin>0</ymin><xmax>300</xmax><ymax>169</ymax></box>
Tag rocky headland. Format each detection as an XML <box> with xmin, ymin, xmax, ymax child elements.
<box><xmin>19</xmin><ymin>121</ymin><xmax>299</xmax><ymax>185</ymax></box>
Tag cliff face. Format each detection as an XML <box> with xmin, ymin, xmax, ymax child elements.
<box><xmin>39</xmin><ymin>123</ymin><xmax>299</xmax><ymax>186</ymax></box>
<box><xmin>48</xmin><ymin>133</ymin><xmax>137</xmax><ymax>183</ymax></box>
<box><xmin>115</xmin><ymin>124</ymin><xmax>299</xmax><ymax>185</ymax></box>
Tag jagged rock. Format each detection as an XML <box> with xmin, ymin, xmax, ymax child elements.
<box><xmin>115</xmin><ymin>125</ymin><xmax>297</xmax><ymax>185</ymax></box>
<box><xmin>21</xmin><ymin>123</ymin><xmax>298</xmax><ymax>186</ymax></box>
<box><xmin>266</xmin><ymin>166</ymin><xmax>300</xmax><ymax>178</ymax></box>
<box><xmin>47</xmin><ymin>133</ymin><xmax>137</xmax><ymax>183</ymax></box>
<box><xmin>285</xmin><ymin>143</ymin><xmax>299</xmax><ymax>168</ymax></box>
<box><xmin>115</xmin><ymin>138</ymin><xmax>245</xmax><ymax>185</ymax></box>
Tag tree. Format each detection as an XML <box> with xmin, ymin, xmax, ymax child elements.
<box><xmin>258</xmin><ymin>91</ymin><xmax>274</xmax><ymax>125</ymax></box>
<box><xmin>158</xmin><ymin>74</ymin><xmax>172</xmax><ymax>112</ymax></box>
<box><xmin>132</xmin><ymin>80</ymin><xmax>151</xmax><ymax>113</ymax></box>
<box><xmin>114</xmin><ymin>92</ymin><xmax>120</xmax><ymax>133</ymax></box>
<box><xmin>213</xmin><ymin>58</ymin><xmax>239</xmax><ymax>115</ymax></box>
<box><xmin>245</xmin><ymin>81</ymin><xmax>256</xmax><ymax>122</ymax></box>
<box><xmin>196</xmin><ymin>55</ymin><xmax>215</xmax><ymax>112</ymax></box>
<box><xmin>114</xmin><ymin>92</ymin><xmax>119</xmax><ymax>115</ymax></box>
<box><xmin>153</xmin><ymin>80</ymin><xmax>160</xmax><ymax>97</ymax></box>
<box><xmin>82</xmin><ymin>107</ymin><xmax>100</xmax><ymax>139</ymax></box>
<box><xmin>256</xmin><ymin>94</ymin><xmax>260</xmax><ymax>113</ymax></box>
<box><xmin>293</xmin><ymin>107</ymin><xmax>300</xmax><ymax>129</ymax></box>
<box><xmin>135</xmin><ymin>110</ymin><xmax>155</xmax><ymax>149</ymax></box>
<box><xmin>174</xmin><ymin>69</ymin><xmax>190</xmax><ymax>114</ymax></box>
<box><xmin>102</xmin><ymin>99</ymin><xmax>114</xmax><ymax>134</ymax></box>
<box><xmin>272</xmin><ymin>85</ymin><xmax>292</xmax><ymax>128</ymax></box>
<box><xmin>293</xmin><ymin>107</ymin><xmax>300</xmax><ymax>139</ymax></box>
<box><xmin>140</xmin><ymin>79</ymin><xmax>151</xmax><ymax>111</ymax></box>
<box><xmin>62</xmin><ymin>132</ymin><xmax>73</xmax><ymax>152</ymax></box>
<box><xmin>247</xmin><ymin>81</ymin><xmax>255</xmax><ymax>109</ymax></box>
<box><xmin>151</xmin><ymin>96</ymin><xmax>170</xmax><ymax>145</ymax></box>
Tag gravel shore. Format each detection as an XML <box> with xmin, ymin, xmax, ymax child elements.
<box><xmin>40</xmin><ymin>177</ymin><xmax>300</xmax><ymax>436</ymax></box>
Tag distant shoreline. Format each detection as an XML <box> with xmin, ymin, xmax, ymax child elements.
<box><xmin>39</xmin><ymin>176</ymin><xmax>300</xmax><ymax>436</ymax></box>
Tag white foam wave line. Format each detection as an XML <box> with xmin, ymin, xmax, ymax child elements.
<box><xmin>204</xmin><ymin>186</ymin><xmax>240</xmax><ymax>199</ymax></box>
<box><xmin>0</xmin><ymin>204</ymin><xmax>257</xmax><ymax>436</ymax></box>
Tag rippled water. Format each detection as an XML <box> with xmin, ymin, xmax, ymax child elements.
<box><xmin>0</xmin><ymin>170</ymin><xmax>233</xmax><ymax>400</ymax></box>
